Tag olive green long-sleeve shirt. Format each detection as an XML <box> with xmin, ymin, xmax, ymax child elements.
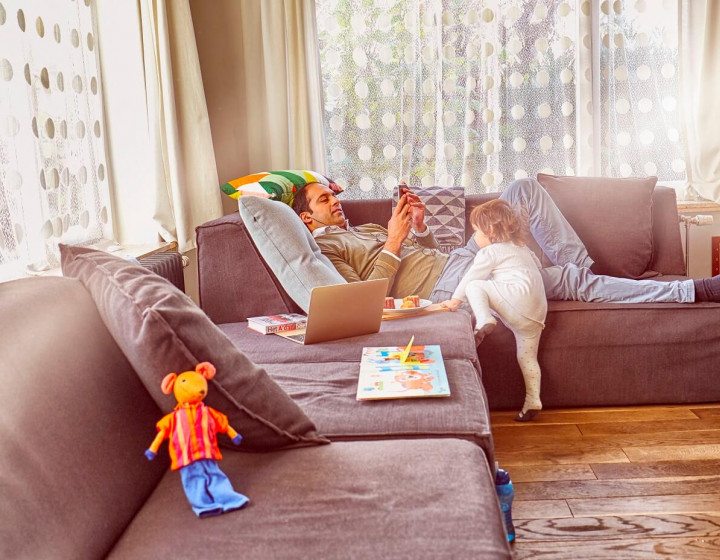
<box><xmin>313</xmin><ymin>224</ymin><xmax>449</xmax><ymax>299</ymax></box>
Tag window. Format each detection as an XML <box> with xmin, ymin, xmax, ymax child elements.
<box><xmin>0</xmin><ymin>0</ymin><xmax>112</xmax><ymax>281</ymax></box>
<box><xmin>316</xmin><ymin>0</ymin><xmax>684</xmax><ymax>198</ymax></box>
<box><xmin>597</xmin><ymin>0</ymin><xmax>683</xmax><ymax>180</ymax></box>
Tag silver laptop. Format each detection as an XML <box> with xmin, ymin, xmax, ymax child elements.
<box><xmin>276</xmin><ymin>279</ymin><xmax>388</xmax><ymax>344</ymax></box>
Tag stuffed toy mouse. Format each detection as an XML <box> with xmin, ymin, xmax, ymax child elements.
<box><xmin>145</xmin><ymin>361</ymin><xmax>250</xmax><ymax>518</ymax></box>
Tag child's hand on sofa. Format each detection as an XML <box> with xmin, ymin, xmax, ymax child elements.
<box><xmin>440</xmin><ymin>299</ymin><xmax>462</xmax><ymax>311</ymax></box>
<box><xmin>231</xmin><ymin>434</ymin><xmax>243</xmax><ymax>446</ymax></box>
<box><xmin>145</xmin><ymin>449</ymin><xmax>156</xmax><ymax>461</ymax></box>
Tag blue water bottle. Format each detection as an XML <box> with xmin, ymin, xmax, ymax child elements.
<box><xmin>495</xmin><ymin>464</ymin><xmax>515</xmax><ymax>542</ymax></box>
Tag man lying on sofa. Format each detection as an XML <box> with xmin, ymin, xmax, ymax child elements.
<box><xmin>290</xmin><ymin>177</ymin><xmax>720</xmax><ymax>305</ymax></box>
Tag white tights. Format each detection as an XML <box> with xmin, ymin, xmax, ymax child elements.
<box><xmin>464</xmin><ymin>280</ymin><xmax>544</xmax><ymax>413</ymax></box>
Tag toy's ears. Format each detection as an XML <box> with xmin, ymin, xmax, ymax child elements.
<box><xmin>196</xmin><ymin>362</ymin><xmax>216</xmax><ymax>380</ymax></box>
<box><xmin>161</xmin><ymin>373</ymin><xmax>177</xmax><ymax>394</ymax></box>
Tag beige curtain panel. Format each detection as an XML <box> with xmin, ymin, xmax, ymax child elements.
<box><xmin>236</xmin><ymin>0</ymin><xmax>327</xmax><ymax>172</ymax></box>
<box><xmin>189</xmin><ymin>0</ymin><xmax>327</xmax><ymax>216</ymax></box>
<box><xmin>138</xmin><ymin>0</ymin><xmax>222</xmax><ymax>252</ymax></box>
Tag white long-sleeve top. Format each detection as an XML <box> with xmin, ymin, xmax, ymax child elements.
<box><xmin>452</xmin><ymin>241</ymin><xmax>547</xmax><ymax>326</ymax></box>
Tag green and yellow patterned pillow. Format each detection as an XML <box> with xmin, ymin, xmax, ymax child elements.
<box><xmin>221</xmin><ymin>170</ymin><xmax>338</xmax><ymax>206</ymax></box>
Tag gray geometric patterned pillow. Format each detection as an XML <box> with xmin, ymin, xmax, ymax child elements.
<box><xmin>393</xmin><ymin>185</ymin><xmax>466</xmax><ymax>253</ymax></box>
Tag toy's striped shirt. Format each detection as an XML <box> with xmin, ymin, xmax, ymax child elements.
<box><xmin>156</xmin><ymin>402</ymin><xmax>230</xmax><ymax>470</ymax></box>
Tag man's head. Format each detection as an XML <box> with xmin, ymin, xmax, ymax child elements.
<box><xmin>291</xmin><ymin>182</ymin><xmax>347</xmax><ymax>232</ymax></box>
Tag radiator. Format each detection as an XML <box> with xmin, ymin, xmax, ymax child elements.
<box><xmin>138</xmin><ymin>251</ymin><xmax>185</xmax><ymax>292</ymax></box>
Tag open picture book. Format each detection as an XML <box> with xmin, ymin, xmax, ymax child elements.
<box><xmin>356</xmin><ymin>344</ymin><xmax>450</xmax><ymax>401</ymax></box>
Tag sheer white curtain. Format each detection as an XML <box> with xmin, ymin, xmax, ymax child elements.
<box><xmin>316</xmin><ymin>0</ymin><xmax>685</xmax><ymax>198</ymax></box>
<box><xmin>0</xmin><ymin>0</ymin><xmax>112</xmax><ymax>280</ymax></box>
<box><xmin>96</xmin><ymin>0</ymin><xmax>221</xmax><ymax>254</ymax></box>
<box><xmin>318</xmin><ymin>0</ymin><xmax>578</xmax><ymax>196</ymax></box>
<box><xmin>679</xmin><ymin>0</ymin><xmax>720</xmax><ymax>201</ymax></box>
<box><xmin>594</xmin><ymin>0</ymin><xmax>685</xmax><ymax>182</ymax></box>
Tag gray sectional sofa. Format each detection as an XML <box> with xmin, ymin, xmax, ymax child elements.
<box><xmin>6</xmin><ymin>176</ymin><xmax>714</xmax><ymax>559</ymax></box>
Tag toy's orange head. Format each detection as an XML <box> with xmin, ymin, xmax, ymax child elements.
<box><xmin>160</xmin><ymin>362</ymin><xmax>216</xmax><ymax>405</ymax></box>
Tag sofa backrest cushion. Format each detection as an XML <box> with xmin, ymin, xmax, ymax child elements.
<box><xmin>237</xmin><ymin>195</ymin><xmax>346</xmax><ymax>312</ymax></box>
<box><xmin>197</xmin><ymin>212</ymin><xmax>302</xmax><ymax>323</ymax></box>
<box><xmin>341</xmin><ymin>197</ymin><xmax>394</xmax><ymax>227</ymax></box>
<box><xmin>647</xmin><ymin>186</ymin><xmax>686</xmax><ymax>275</ymax></box>
<box><xmin>60</xmin><ymin>245</ymin><xmax>328</xmax><ymax>451</ymax></box>
<box><xmin>0</xmin><ymin>277</ymin><xmax>167</xmax><ymax>560</ymax></box>
<box><xmin>537</xmin><ymin>173</ymin><xmax>657</xmax><ymax>278</ymax></box>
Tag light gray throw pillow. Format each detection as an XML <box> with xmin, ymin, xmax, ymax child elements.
<box><xmin>237</xmin><ymin>196</ymin><xmax>346</xmax><ymax>312</ymax></box>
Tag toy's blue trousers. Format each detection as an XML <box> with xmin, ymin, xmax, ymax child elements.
<box><xmin>180</xmin><ymin>459</ymin><xmax>249</xmax><ymax>518</ymax></box>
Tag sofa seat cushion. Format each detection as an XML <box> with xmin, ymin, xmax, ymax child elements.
<box><xmin>479</xmin><ymin>299</ymin><xmax>720</xmax><ymax>409</ymax></box>
<box><xmin>262</xmin><ymin>358</ymin><xmax>493</xmax><ymax>460</ymax></box>
<box><xmin>60</xmin><ymin>245</ymin><xmax>327</xmax><ymax>451</ymax></box>
<box><xmin>217</xmin><ymin>310</ymin><xmax>478</xmax><ymax>364</ymax></box>
<box><xmin>107</xmin><ymin>439</ymin><xmax>511</xmax><ymax>560</ymax></box>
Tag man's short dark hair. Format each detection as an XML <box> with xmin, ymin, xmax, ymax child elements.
<box><xmin>291</xmin><ymin>186</ymin><xmax>312</xmax><ymax>217</ymax></box>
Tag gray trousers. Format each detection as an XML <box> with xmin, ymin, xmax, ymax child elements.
<box><xmin>429</xmin><ymin>178</ymin><xmax>695</xmax><ymax>304</ymax></box>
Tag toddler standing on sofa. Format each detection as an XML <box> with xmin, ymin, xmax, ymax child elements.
<box><xmin>441</xmin><ymin>199</ymin><xmax>547</xmax><ymax>422</ymax></box>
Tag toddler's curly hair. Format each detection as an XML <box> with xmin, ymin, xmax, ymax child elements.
<box><xmin>469</xmin><ymin>199</ymin><xmax>530</xmax><ymax>245</ymax></box>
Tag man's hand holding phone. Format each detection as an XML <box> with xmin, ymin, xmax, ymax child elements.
<box><xmin>399</xmin><ymin>183</ymin><xmax>427</xmax><ymax>233</ymax></box>
<box><xmin>386</xmin><ymin>192</ymin><xmax>413</xmax><ymax>255</ymax></box>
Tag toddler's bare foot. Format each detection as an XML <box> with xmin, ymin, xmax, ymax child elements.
<box><xmin>473</xmin><ymin>323</ymin><xmax>495</xmax><ymax>346</ymax></box>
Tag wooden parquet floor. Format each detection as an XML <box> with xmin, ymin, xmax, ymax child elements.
<box><xmin>490</xmin><ymin>404</ymin><xmax>720</xmax><ymax>559</ymax></box>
